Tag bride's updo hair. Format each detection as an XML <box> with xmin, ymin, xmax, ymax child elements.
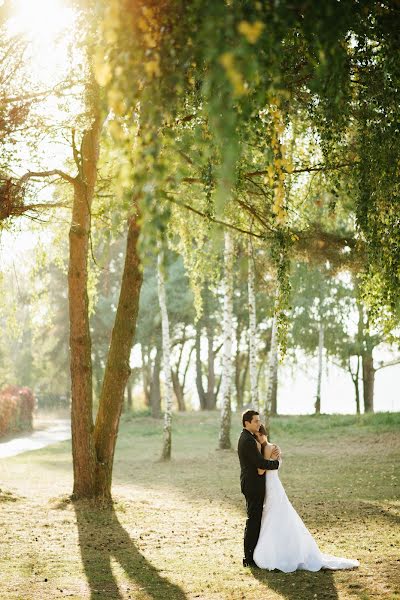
<box><xmin>259</xmin><ymin>424</ymin><xmax>267</xmax><ymax>436</ymax></box>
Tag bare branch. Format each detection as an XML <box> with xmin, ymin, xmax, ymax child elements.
<box><xmin>165</xmin><ymin>194</ymin><xmax>264</xmax><ymax>238</ymax></box>
<box><xmin>19</xmin><ymin>169</ymin><xmax>76</xmax><ymax>186</ymax></box>
<box><xmin>245</xmin><ymin>161</ymin><xmax>357</xmax><ymax>178</ymax></box>
<box><xmin>375</xmin><ymin>358</ymin><xmax>400</xmax><ymax>371</ymax></box>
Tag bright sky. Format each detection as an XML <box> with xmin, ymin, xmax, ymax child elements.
<box><xmin>8</xmin><ymin>0</ymin><xmax>76</xmax><ymax>86</ymax></box>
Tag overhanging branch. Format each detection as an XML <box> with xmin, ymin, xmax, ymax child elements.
<box><xmin>19</xmin><ymin>170</ymin><xmax>76</xmax><ymax>186</ymax></box>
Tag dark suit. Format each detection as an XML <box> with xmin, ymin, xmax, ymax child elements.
<box><xmin>237</xmin><ymin>428</ymin><xmax>279</xmax><ymax>563</ymax></box>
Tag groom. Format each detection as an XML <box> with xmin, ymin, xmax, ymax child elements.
<box><xmin>238</xmin><ymin>410</ymin><xmax>280</xmax><ymax>567</ymax></box>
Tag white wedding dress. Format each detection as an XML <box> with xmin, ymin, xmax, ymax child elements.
<box><xmin>253</xmin><ymin>467</ymin><xmax>359</xmax><ymax>572</ymax></box>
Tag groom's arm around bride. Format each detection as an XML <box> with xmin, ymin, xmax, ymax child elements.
<box><xmin>238</xmin><ymin>409</ymin><xmax>280</xmax><ymax>567</ymax></box>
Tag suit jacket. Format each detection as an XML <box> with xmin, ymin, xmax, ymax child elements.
<box><xmin>237</xmin><ymin>428</ymin><xmax>279</xmax><ymax>497</ymax></box>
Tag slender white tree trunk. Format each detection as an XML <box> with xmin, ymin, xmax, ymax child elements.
<box><xmin>218</xmin><ymin>231</ymin><xmax>234</xmax><ymax>450</ymax></box>
<box><xmin>315</xmin><ymin>319</ymin><xmax>324</xmax><ymax>414</ymax></box>
<box><xmin>157</xmin><ymin>251</ymin><xmax>173</xmax><ymax>460</ymax></box>
<box><xmin>265</xmin><ymin>310</ymin><xmax>278</xmax><ymax>419</ymax></box>
<box><xmin>247</xmin><ymin>241</ymin><xmax>258</xmax><ymax>411</ymax></box>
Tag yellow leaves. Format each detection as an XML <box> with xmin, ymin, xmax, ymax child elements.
<box><xmin>93</xmin><ymin>50</ymin><xmax>112</xmax><ymax>87</ymax></box>
<box><xmin>273</xmin><ymin>185</ymin><xmax>287</xmax><ymax>224</ymax></box>
<box><xmin>138</xmin><ymin>6</ymin><xmax>160</xmax><ymax>74</ymax></box>
<box><xmin>107</xmin><ymin>88</ymin><xmax>126</xmax><ymax>117</ymax></box>
<box><xmin>282</xmin><ymin>157</ymin><xmax>293</xmax><ymax>174</ymax></box>
<box><xmin>137</xmin><ymin>17</ymin><xmax>149</xmax><ymax>32</ymax></box>
<box><xmin>96</xmin><ymin>0</ymin><xmax>120</xmax><ymax>86</ymax></box>
<box><xmin>145</xmin><ymin>57</ymin><xmax>161</xmax><ymax>78</ymax></box>
<box><xmin>108</xmin><ymin>119</ymin><xmax>125</xmax><ymax>141</ymax></box>
<box><xmin>104</xmin><ymin>0</ymin><xmax>120</xmax><ymax>29</ymax></box>
<box><xmin>137</xmin><ymin>16</ymin><xmax>157</xmax><ymax>47</ymax></box>
<box><xmin>219</xmin><ymin>52</ymin><xmax>247</xmax><ymax>97</ymax></box>
<box><xmin>143</xmin><ymin>32</ymin><xmax>157</xmax><ymax>48</ymax></box>
<box><xmin>237</xmin><ymin>20</ymin><xmax>264</xmax><ymax>44</ymax></box>
<box><xmin>142</xmin><ymin>6</ymin><xmax>155</xmax><ymax>20</ymax></box>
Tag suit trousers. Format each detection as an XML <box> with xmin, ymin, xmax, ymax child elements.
<box><xmin>243</xmin><ymin>488</ymin><xmax>265</xmax><ymax>561</ymax></box>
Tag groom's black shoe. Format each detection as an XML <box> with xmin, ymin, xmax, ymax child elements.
<box><xmin>243</xmin><ymin>558</ymin><xmax>257</xmax><ymax>568</ymax></box>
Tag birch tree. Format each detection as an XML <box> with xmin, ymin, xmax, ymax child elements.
<box><xmin>265</xmin><ymin>310</ymin><xmax>278</xmax><ymax>436</ymax></box>
<box><xmin>157</xmin><ymin>250</ymin><xmax>174</xmax><ymax>460</ymax></box>
<box><xmin>248</xmin><ymin>240</ymin><xmax>258</xmax><ymax>411</ymax></box>
<box><xmin>218</xmin><ymin>230</ymin><xmax>234</xmax><ymax>450</ymax></box>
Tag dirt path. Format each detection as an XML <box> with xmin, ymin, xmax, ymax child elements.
<box><xmin>0</xmin><ymin>419</ymin><xmax>70</xmax><ymax>458</ymax></box>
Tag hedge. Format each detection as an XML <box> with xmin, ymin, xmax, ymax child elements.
<box><xmin>0</xmin><ymin>386</ymin><xmax>35</xmax><ymax>437</ymax></box>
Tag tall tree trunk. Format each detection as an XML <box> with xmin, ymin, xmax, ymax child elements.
<box><xmin>356</xmin><ymin>294</ymin><xmax>375</xmax><ymax>414</ymax></box>
<box><xmin>362</xmin><ymin>350</ymin><xmax>375</xmax><ymax>413</ymax></box>
<box><xmin>157</xmin><ymin>251</ymin><xmax>173</xmax><ymax>460</ymax></box>
<box><xmin>126</xmin><ymin>379</ymin><xmax>133</xmax><ymax>412</ymax></box>
<box><xmin>141</xmin><ymin>345</ymin><xmax>151</xmax><ymax>407</ymax></box>
<box><xmin>235</xmin><ymin>327</ymin><xmax>244</xmax><ymax>411</ymax></box>
<box><xmin>172</xmin><ymin>370</ymin><xmax>186</xmax><ymax>411</ymax></box>
<box><xmin>271</xmin><ymin>372</ymin><xmax>278</xmax><ymax>417</ymax></box>
<box><xmin>248</xmin><ymin>244</ymin><xmax>258</xmax><ymax>410</ymax></box>
<box><xmin>218</xmin><ymin>231</ymin><xmax>234</xmax><ymax>450</ymax></box>
<box><xmin>93</xmin><ymin>211</ymin><xmax>142</xmax><ymax>499</ymax></box>
<box><xmin>171</xmin><ymin>327</ymin><xmax>187</xmax><ymax>412</ymax></box>
<box><xmin>315</xmin><ymin>319</ymin><xmax>324</xmax><ymax>414</ymax></box>
<box><xmin>239</xmin><ymin>352</ymin><xmax>249</xmax><ymax>409</ymax></box>
<box><xmin>69</xmin><ymin>101</ymin><xmax>101</xmax><ymax>498</ymax></box>
<box><xmin>205</xmin><ymin>318</ymin><xmax>217</xmax><ymax>410</ymax></box>
<box><xmin>348</xmin><ymin>356</ymin><xmax>361</xmax><ymax>415</ymax></box>
<box><xmin>265</xmin><ymin>311</ymin><xmax>278</xmax><ymax>433</ymax></box>
<box><xmin>195</xmin><ymin>320</ymin><xmax>207</xmax><ymax>410</ymax></box>
<box><xmin>150</xmin><ymin>346</ymin><xmax>161</xmax><ymax>418</ymax></box>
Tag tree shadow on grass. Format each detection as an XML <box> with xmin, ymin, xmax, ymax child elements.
<box><xmin>251</xmin><ymin>567</ymin><xmax>339</xmax><ymax>600</ymax></box>
<box><xmin>73</xmin><ymin>500</ymin><xmax>187</xmax><ymax>600</ymax></box>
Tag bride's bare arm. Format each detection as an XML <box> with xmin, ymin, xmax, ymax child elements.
<box><xmin>262</xmin><ymin>443</ymin><xmax>274</xmax><ymax>460</ymax></box>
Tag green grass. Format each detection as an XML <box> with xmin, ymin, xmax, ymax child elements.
<box><xmin>0</xmin><ymin>412</ymin><xmax>399</xmax><ymax>600</ymax></box>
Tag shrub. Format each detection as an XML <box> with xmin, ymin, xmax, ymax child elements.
<box><xmin>0</xmin><ymin>386</ymin><xmax>35</xmax><ymax>437</ymax></box>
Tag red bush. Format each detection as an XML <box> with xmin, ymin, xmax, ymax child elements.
<box><xmin>0</xmin><ymin>386</ymin><xmax>35</xmax><ymax>437</ymax></box>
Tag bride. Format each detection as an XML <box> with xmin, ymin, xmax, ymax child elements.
<box><xmin>253</xmin><ymin>425</ymin><xmax>359</xmax><ymax>572</ymax></box>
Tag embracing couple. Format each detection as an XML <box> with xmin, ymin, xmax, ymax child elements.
<box><xmin>238</xmin><ymin>410</ymin><xmax>359</xmax><ymax>572</ymax></box>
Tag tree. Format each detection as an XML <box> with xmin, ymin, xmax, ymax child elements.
<box><xmin>248</xmin><ymin>241</ymin><xmax>258</xmax><ymax>411</ymax></box>
<box><xmin>157</xmin><ymin>249</ymin><xmax>173</xmax><ymax>460</ymax></box>
<box><xmin>218</xmin><ymin>231</ymin><xmax>234</xmax><ymax>450</ymax></box>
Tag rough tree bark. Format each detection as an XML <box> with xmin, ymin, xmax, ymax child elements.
<box><xmin>172</xmin><ymin>370</ymin><xmax>186</xmax><ymax>411</ymax></box>
<box><xmin>157</xmin><ymin>251</ymin><xmax>174</xmax><ymax>460</ymax></box>
<box><xmin>68</xmin><ymin>105</ymin><xmax>101</xmax><ymax>499</ymax></box>
<box><xmin>248</xmin><ymin>243</ymin><xmax>259</xmax><ymax>410</ymax></box>
<box><xmin>93</xmin><ymin>210</ymin><xmax>143</xmax><ymax>498</ymax></box>
<box><xmin>362</xmin><ymin>350</ymin><xmax>375</xmax><ymax>413</ymax></box>
<box><xmin>218</xmin><ymin>230</ymin><xmax>234</xmax><ymax>450</ymax></box>
<box><xmin>356</xmin><ymin>297</ymin><xmax>375</xmax><ymax>414</ymax></box>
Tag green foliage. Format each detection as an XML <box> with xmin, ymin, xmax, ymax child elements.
<box><xmin>91</xmin><ymin>0</ymin><xmax>400</xmax><ymax>347</ymax></box>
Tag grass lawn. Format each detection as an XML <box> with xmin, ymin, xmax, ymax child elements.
<box><xmin>0</xmin><ymin>411</ymin><xmax>399</xmax><ymax>600</ymax></box>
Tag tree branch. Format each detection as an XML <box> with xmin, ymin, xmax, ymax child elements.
<box><xmin>19</xmin><ymin>170</ymin><xmax>76</xmax><ymax>186</ymax></box>
<box><xmin>375</xmin><ymin>358</ymin><xmax>400</xmax><ymax>371</ymax></box>
<box><xmin>244</xmin><ymin>161</ymin><xmax>357</xmax><ymax>178</ymax></box>
<box><xmin>165</xmin><ymin>194</ymin><xmax>264</xmax><ymax>238</ymax></box>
